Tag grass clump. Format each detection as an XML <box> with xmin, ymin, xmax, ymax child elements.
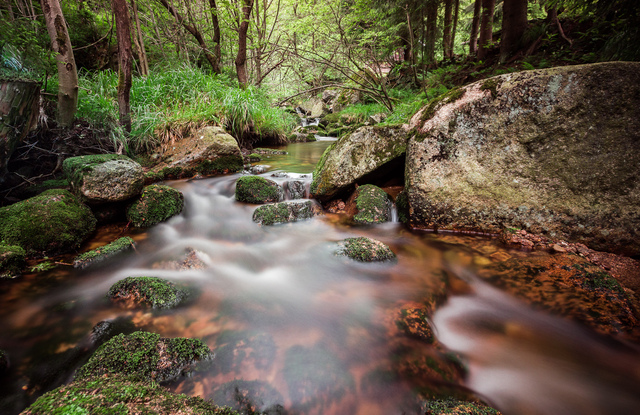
<box><xmin>107</xmin><ymin>276</ymin><xmax>191</xmax><ymax>310</ymax></box>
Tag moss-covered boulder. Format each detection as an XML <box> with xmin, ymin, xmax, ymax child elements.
<box><xmin>337</xmin><ymin>237</ymin><xmax>396</xmax><ymax>262</ymax></box>
<box><xmin>248</xmin><ymin>153</ymin><xmax>262</xmax><ymax>162</ymax></box>
<box><xmin>0</xmin><ymin>189</ymin><xmax>96</xmax><ymax>255</ymax></box>
<box><xmin>126</xmin><ymin>184</ymin><xmax>184</xmax><ymax>228</ymax></box>
<box><xmin>107</xmin><ymin>276</ymin><xmax>191</xmax><ymax>309</ymax></box>
<box><xmin>406</xmin><ymin>62</ymin><xmax>640</xmax><ymax>256</ymax></box>
<box><xmin>22</xmin><ymin>375</ymin><xmax>239</xmax><ymax>415</ymax></box>
<box><xmin>235</xmin><ymin>176</ymin><xmax>284</xmax><ymax>204</ymax></box>
<box><xmin>75</xmin><ymin>331</ymin><xmax>213</xmax><ymax>383</ymax></box>
<box><xmin>73</xmin><ymin>237</ymin><xmax>135</xmax><ymax>269</ymax></box>
<box><xmin>310</xmin><ymin>126</ymin><xmax>407</xmax><ymax>201</ymax></box>
<box><xmin>352</xmin><ymin>184</ymin><xmax>391</xmax><ymax>224</ymax></box>
<box><xmin>147</xmin><ymin>126</ymin><xmax>244</xmax><ymax>180</ymax></box>
<box><xmin>0</xmin><ymin>245</ymin><xmax>26</xmax><ymax>278</ymax></box>
<box><xmin>252</xmin><ymin>200</ymin><xmax>320</xmax><ymax>226</ymax></box>
<box><xmin>63</xmin><ymin>154</ymin><xmax>145</xmax><ymax>204</ymax></box>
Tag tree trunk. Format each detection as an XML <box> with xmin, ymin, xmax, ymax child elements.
<box><xmin>443</xmin><ymin>0</ymin><xmax>453</xmax><ymax>59</ymax></box>
<box><xmin>425</xmin><ymin>0</ymin><xmax>438</xmax><ymax>65</ymax></box>
<box><xmin>235</xmin><ymin>0</ymin><xmax>253</xmax><ymax>88</ymax></box>
<box><xmin>130</xmin><ymin>0</ymin><xmax>149</xmax><ymax>76</ymax></box>
<box><xmin>208</xmin><ymin>0</ymin><xmax>222</xmax><ymax>74</ymax></box>
<box><xmin>40</xmin><ymin>0</ymin><xmax>78</xmax><ymax>128</ymax></box>
<box><xmin>451</xmin><ymin>0</ymin><xmax>460</xmax><ymax>56</ymax></box>
<box><xmin>112</xmin><ymin>0</ymin><xmax>133</xmax><ymax>132</ymax></box>
<box><xmin>477</xmin><ymin>0</ymin><xmax>496</xmax><ymax>60</ymax></box>
<box><xmin>469</xmin><ymin>0</ymin><xmax>481</xmax><ymax>55</ymax></box>
<box><xmin>500</xmin><ymin>0</ymin><xmax>528</xmax><ymax>62</ymax></box>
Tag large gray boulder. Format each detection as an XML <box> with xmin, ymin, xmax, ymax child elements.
<box><xmin>405</xmin><ymin>62</ymin><xmax>640</xmax><ymax>256</ymax></box>
<box><xmin>310</xmin><ymin>126</ymin><xmax>407</xmax><ymax>201</ymax></box>
<box><xmin>63</xmin><ymin>154</ymin><xmax>144</xmax><ymax>204</ymax></box>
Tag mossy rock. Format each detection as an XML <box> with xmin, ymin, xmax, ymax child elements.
<box><xmin>248</xmin><ymin>153</ymin><xmax>262</xmax><ymax>162</ymax></box>
<box><xmin>22</xmin><ymin>375</ymin><xmax>240</xmax><ymax>415</ymax></box>
<box><xmin>235</xmin><ymin>176</ymin><xmax>284</xmax><ymax>204</ymax></box>
<box><xmin>337</xmin><ymin>237</ymin><xmax>396</xmax><ymax>262</ymax></box>
<box><xmin>63</xmin><ymin>154</ymin><xmax>145</xmax><ymax>204</ymax></box>
<box><xmin>353</xmin><ymin>184</ymin><xmax>391</xmax><ymax>224</ymax></box>
<box><xmin>73</xmin><ymin>237</ymin><xmax>135</xmax><ymax>269</ymax></box>
<box><xmin>212</xmin><ymin>380</ymin><xmax>284</xmax><ymax>415</ymax></box>
<box><xmin>0</xmin><ymin>189</ymin><xmax>96</xmax><ymax>255</ymax></box>
<box><xmin>395</xmin><ymin>190</ymin><xmax>410</xmax><ymax>223</ymax></box>
<box><xmin>422</xmin><ymin>398</ymin><xmax>501</xmax><ymax>415</ymax></box>
<box><xmin>252</xmin><ymin>201</ymin><xmax>319</xmax><ymax>226</ymax></box>
<box><xmin>107</xmin><ymin>276</ymin><xmax>192</xmax><ymax>310</ymax></box>
<box><xmin>126</xmin><ymin>184</ymin><xmax>184</xmax><ymax>228</ymax></box>
<box><xmin>75</xmin><ymin>331</ymin><xmax>213</xmax><ymax>383</ymax></box>
<box><xmin>0</xmin><ymin>244</ymin><xmax>26</xmax><ymax>278</ymax></box>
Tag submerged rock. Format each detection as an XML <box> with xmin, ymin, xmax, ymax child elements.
<box><xmin>337</xmin><ymin>237</ymin><xmax>396</xmax><ymax>262</ymax></box>
<box><xmin>73</xmin><ymin>236</ymin><xmax>135</xmax><ymax>269</ymax></box>
<box><xmin>212</xmin><ymin>380</ymin><xmax>284</xmax><ymax>415</ymax></box>
<box><xmin>22</xmin><ymin>376</ymin><xmax>238</xmax><ymax>415</ymax></box>
<box><xmin>236</xmin><ymin>175</ymin><xmax>284</xmax><ymax>204</ymax></box>
<box><xmin>311</xmin><ymin>126</ymin><xmax>407</xmax><ymax>201</ymax></box>
<box><xmin>63</xmin><ymin>154</ymin><xmax>144</xmax><ymax>204</ymax></box>
<box><xmin>107</xmin><ymin>276</ymin><xmax>192</xmax><ymax>309</ymax></box>
<box><xmin>352</xmin><ymin>184</ymin><xmax>392</xmax><ymax>224</ymax></box>
<box><xmin>0</xmin><ymin>189</ymin><xmax>96</xmax><ymax>255</ymax></box>
<box><xmin>0</xmin><ymin>245</ymin><xmax>26</xmax><ymax>278</ymax></box>
<box><xmin>252</xmin><ymin>200</ymin><xmax>320</xmax><ymax>226</ymax></box>
<box><xmin>126</xmin><ymin>184</ymin><xmax>184</xmax><ymax>228</ymax></box>
<box><xmin>75</xmin><ymin>331</ymin><xmax>213</xmax><ymax>383</ymax></box>
<box><xmin>405</xmin><ymin>62</ymin><xmax>640</xmax><ymax>256</ymax></box>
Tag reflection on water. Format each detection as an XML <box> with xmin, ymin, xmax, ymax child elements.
<box><xmin>0</xmin><ymin>141</ymin><xmax>639</xmax><ymax>414</ymax></box>
<box><xmin>253</xmin><ymin>139</ymin><xmax>336</xmax><ymax>174</ymax></box>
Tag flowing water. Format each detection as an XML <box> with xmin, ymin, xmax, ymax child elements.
<box><xmin>1</xmin><ymin>140</ymin><xmax>640</xmax><ymax>415</ymax></box>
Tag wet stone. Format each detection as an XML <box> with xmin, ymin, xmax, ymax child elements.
<box><xmin>73</xmin><ymin>237</ymin><xmax>135</xmax><ymax>269</ymax></box>
<box><xmin>336</xmin><ymin>237</ymin><xmax>396</xmax><ymax>262</ymax></box>
<box><xmin>252</xmin><ymin>201</ymin><xmax>320</xmax><ymax>226</ymax></box>
<box><xmin>212</xmin><ymin>380</ymin><xmax>285</xmax><ymax>415</ymax></box>
<box><xmin>107</xmin><ymin>276</ymin><xmax>193</xmax><ymax>310</ymax></box>
<box><xmin>235</xmin><ymin>176</ymin><xmax>284</xmax><ymax>204</ymax></box>
<box><xmin>284</xmin><ymin>180</ymin><xmax>306</xmax><ymax>199</ymax></box>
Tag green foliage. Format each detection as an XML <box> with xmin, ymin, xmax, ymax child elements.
<box><xmin>0</xmin><ymin>12</ymin><xmax>53</xmax><ymax>80</ymax></box>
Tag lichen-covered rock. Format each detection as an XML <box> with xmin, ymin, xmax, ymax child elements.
<box><xmin>352</xmin><ymin>184</ymin><xmax>392</xmax><ymax>224</ymax></box>
<box><xmin>0</xmin><ymin>189</ymin><xmax>96</xmax><ymax>255</ymax></box>
<box><xmin>75</xmin><ymin>331</ymin><xmax>213</xmax><ymax>383</ymax></box>
<box><xmin>310</xmin><ymin>126</ymin><xmax>407</xmax><ymax>201</ymax></box>
<box><xmin>63</xmin><ymin>154</ymin><xmax>145</xmax><ymax>204</ymax></box>
<box><xmin>285</xmin><ymin>180</ymin><xmax>307</xmax><ymax>199</ymax></box>
<box><xmin>252</xmin><ymin>200</ymin><xmax>320</xmax><ymax>226</ymax></box>
<box><xmin>22</xmin><ymin>375</ymin><xmax>239</xmax><ymax>415</ymax></box>
<box><xmin>337</xmin><ymin>237</ymin><xmax>396</xmax><ymax>262</ymax></box>
<box><xmin>147</xmin><ymin>126</ymin><xmax>243</xmax><ymax>180</ymax></box>
<box><xmin>126</xmin><ymin>184</ymin><xmax>184</xmax><ymax>228</ymax></box>
<box><xmin>73</xmin><ymin>237</ymin><xmax>135</xmax><ymax>269</ymax></box>
<box><xmin>0</xmin><ymin>245</ymin><xmax>26</xmax><ymax>278</ymax></box>
<box><xmin>235</xmin><ymin>176</ymin><xmax>284</xmax><ymax>204</ymax></box>
<box><xmin>107</xmin><ymin>276</ymin><xmax>191</xmax><ymax>309</ymax></box>
<box><xmin>405</xmin><ymin>62</ymin><xmax>640</xmax><ymax>256</ymax></box>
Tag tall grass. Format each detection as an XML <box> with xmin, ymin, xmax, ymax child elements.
<box><xmin>77</xmin><ymin>63</ymin><xmax>296</xmax><ymax>153</ymax></box>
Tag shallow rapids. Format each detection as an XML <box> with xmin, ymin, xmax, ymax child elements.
<box><xmin>1</xmin><ymin>141</ymin><xmax>639</xmax><ymax>415</ymax></box>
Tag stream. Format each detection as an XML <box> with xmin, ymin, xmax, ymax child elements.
<box><xmin>1</xmin><ymin>139</ymin><xmax>640</xmax><ymax>414</ymax></box>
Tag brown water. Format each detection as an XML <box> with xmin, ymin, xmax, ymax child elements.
<box><xmin>1</xmin><ymin>140</ymin><xmax>640</xmax><ymax>414</ymax></box>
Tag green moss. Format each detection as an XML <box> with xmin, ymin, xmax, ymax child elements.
<box><xmin>73</xmin><ymin>237</ymin><xmax>135</xmax><ymax>269</ymax></box>
<box><xmin>310</xmin><ymin>140</ymin><xmax>339</xmax><ymax>195</ymax></box>
<box><xmin>248</xmin><ymin>153</ymin><xmax>262</xmax><ymax>162</ymax></box>
<box><xmin>306</xmin><ymin>133</ymin><xmax>317</xmax><ymax>142</ymax></box>
<box><xmin>583</xmin><ymin>271</ymin><xmax>625</xmax><ymax>295</ymax></box>
<box><xmin>235</xmin><ymin>176</ymin><xmax>283</xmax><ymax>204</ymax></box>
<box><xmin>422</xmin><ymin>398</ymin><xmax>500</xmax><ymax>415</ymax></box>
<box><xmin>338</xmin><ymin>237</ymin><xmax>396</xmax><ymax>262</ymax></box>
<box><xmin>63</xmin><ymin>154</ymin><xmax>130</xmax><ymax>188</ymax></box>
<box><xmin>126</xmin><ymin>185</ymin><xmax>184</xmax><ymax>228</ymax></box>
<box><xmin>480</xmin><ymin>78</ymin><xmax>500</xmax><ymax>98</ymax></box>
<box><xmin>323</xmin><ymin>113</ymin><xmax>341</xmax><ymax>124</ymax></box>
<box><xmin>107</xmin><ymin>276</ymin><xmax>191</xmax><ymax>309</ymax></box>
<box><xmin>197</xmin><ymin>155</ymin><xmax>243</xmax><ymax>175</ymax></box>
<box><xmin>395</xmin><ymin>190</ymin><xmax>409</xmax><ymax>224</ymax></box>
<box><xmin>0</xmin><ymin>189</ymin><xmax>96</xmax><ymax>255</ymax></box>
<box><xmin>75</xmin><ymin>331</ymin><xmax>212</xmax><ymax>383</ymax></box>
<box><xmin>353</xmin><ymin>184</ymin><xmax>391</xmax><ymax>224</ymax></box>
<box><xmin>252</xmin><ymin>201</ymin><xmax>316</xmax><ymax>226</ymax></box>
<box><xmin>419</xmin><ymin>87</ymin><xmax>465</xmax><ymax>124</ymax></box>
<box><xmin>24</xmin><ymin>375</ymin><xmax>239</xmax><ymax>415</ymax></box>
<box><xmin>0</xmin><ymin>244</ymin><xmax>26</xmax><ymax>278</ymax></box>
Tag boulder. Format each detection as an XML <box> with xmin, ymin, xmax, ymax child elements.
<box><xmin>405</xmin><ymin>62</ymin><xmax>640</xmax><ymax>256</ymax></box>
<box><xmin>336</xmin><ymin>237</ymin><xmax>396</xmax><ymax>262</ymax></box>
<box><xmin>351</xmin><ymin>184</ymin><xmax>392</xmax><ymax>224</ymax></box>
<box><xmin>285</xmin><ymin>180</ymin><xmax>307</xmax><ymax>199</ymax></box>
<box><xmin>107</xmin><ymin>276</ymin><xmax>192</xmax><ymax>309</ymax></box>
<box><xmin>0</xmin><ymin>245</ymin><xmax>26</xmax><ymax>278</ymax></box>
<box><xmin>74</xmin><ymin>331</ymin><xmax>213</xmax><ymax>383</ymax></box>
<box><xmin>63</xmin><ymin>154</ymin><xmax>144</xmax><ymax>204</ymax></box>
<box><xmin>148</xmin><ymin>126</ymin><xmax>243</xmax><ymax>180</ymax></box>
<box><xmin>252</xmin><ymin>201</ymin><xmax>321</xmax><ymax>226</ymax></box>
<box><xmin>126</xmin><ymin>185</ymin><xmax>184</xmax><ymax>228</ymax></box>
<box><xmin>73</xmin><ymin>237</ymin><xmax>135</xmax><ymax>269</ymax></box>
<box><xmin>310</xmin><ymin>126</ymin><xmax>407</xmax><ymax>201</ymax></box>
<box><xmin>235</xmin><ymin>176</ymin><xmax>284</xmax><ymax>204</ymax></box>
<box><xmin>0</xmin><ymin>189</ymin><xmax>96</xmax><ymax>255</ymax></box>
